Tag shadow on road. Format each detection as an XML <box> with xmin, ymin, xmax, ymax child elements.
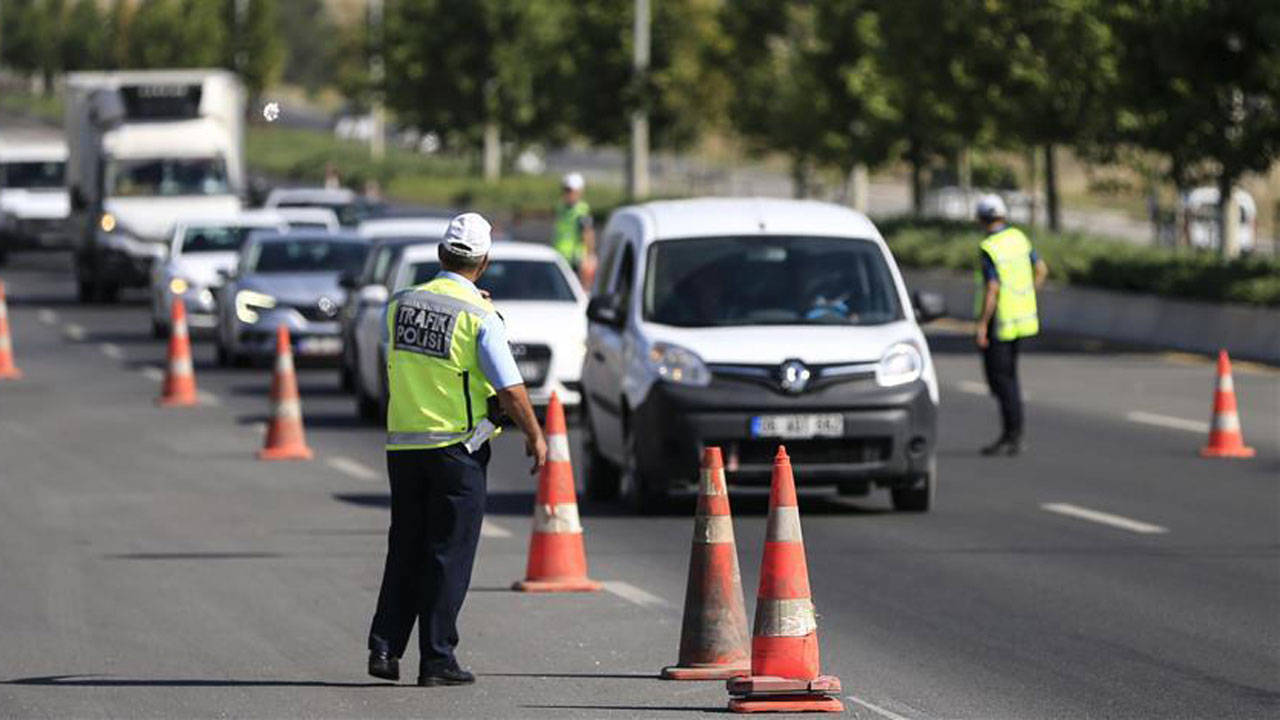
<box><xmin>227</xmin><ymin>381</ymin><xmax>352</xmax><ymax>398</ymax></box>
<box><xmin>522</xmin><ymin>704</ymin><xmax>726</xmax><ymax>713</ymax></box>
<box><xmin>102</xmin><ymin>552</ymin><xmax>283</xmax><ymax>561</ymax></box>
<box><xmin>482</xmin><ymin>672</ymin><xmax>659</xmax><ymax>679</ymax></box>
<box><xmin>2</xmin><ymin>675</ymin><xmax>391</xmax><ymax>688</ymax></box>
<box><xmin>236</xmin><ymin>412</ymin><xmax>367</xmax><ymax>429</ymax></box>
<box><xmin>924</xmin><ymin>328</ymin><xmax>1151</xmax><ymax>357</ymax></box>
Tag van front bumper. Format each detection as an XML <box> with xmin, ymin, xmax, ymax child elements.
<box><xmin>630</xmin><ymin>375</ymin><xmax>936</xmax><ymax>492</ymax></box>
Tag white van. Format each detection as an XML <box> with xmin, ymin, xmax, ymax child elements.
<box><xmin>580</xmin><ymin>198</ymin><xmax>944</xmax><ymax>513</ymax></box>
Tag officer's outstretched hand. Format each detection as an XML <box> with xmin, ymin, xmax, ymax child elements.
<box><xmin>527</xmin><ymin>433</ymin><xmax>548</xmax><ymax>475</ymax></box>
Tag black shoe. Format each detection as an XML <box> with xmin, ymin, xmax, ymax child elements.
<box><xmin>418</xmin><ymin>662</ymin><xmax>475</xmax><ymax>686</ymax></box>
<box><xmin>368</xmin><ymin>650</ymin><xmax>400</xmax><ymax>681</ymax></box>
<box><xmin>981</xmin><ymin>437</ymin><xmax>1024</xmax><ymax>456</ymax></box>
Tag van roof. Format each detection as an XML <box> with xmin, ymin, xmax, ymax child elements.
<box><xmin>64</xmin><ymin>69</ymin><xmax>239</xmax><ymax>88</ymax></box>
<box><xmin>0</xmin><ymin>138</ymin><xmax>68</xmax><ymax>162</ymax></box>
<box><xmin>616</xmin><ymin>197</ymin><xmax>882</xmax><ymax>244</ymax></box>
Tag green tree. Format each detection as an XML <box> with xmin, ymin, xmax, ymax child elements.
<box><xmin>103</xmin><ymin>0</ymin><xmax>134</xmax><ymax>70</ymax></box>
<box><xmin>1109</xmin><ymin>0</ymin><xmax>1280</xmax><ymax>257</ymax></box>
<box><xmin>0</xmin><ymin>0</ymin><xmax>45</xmax><ymax>79</ymax></box>
<box><xmin>127</xmin><ymin>0</ymin><xmax>226</xmax><ymax>69</ymax></box>
<box><xmin>279</xmin><ymin>0</ymin><xmax>337</xmax><ymax>94</ymax></box>
<box><xmin>224</xmin><ymin>0</ymin><xmax>284</xmax><ymax>102</ymax></box>
<box><xmin>384</xmin><ymin>0</ymin><xmax>573</xmax><ymax>181</ymax></box>
<box><xmin>61</xmin><ymin>0</ymin><xmax>106</xmax><ymax>72</ymax></box>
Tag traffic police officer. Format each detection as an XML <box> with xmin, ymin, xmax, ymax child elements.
<box><xmin>974</xmin><ymin>194</ymin><xmax>1048</xmax><ymax>456</ymax></box>
<box><xmin>367</xmin><ymin>212</ymin><xmax>547</xmax><ymax>686</ymax></box>
<box><xmin>551</xmin><ymin>172</ymin><xmax>596</xmax><ymax>286</ymax></box>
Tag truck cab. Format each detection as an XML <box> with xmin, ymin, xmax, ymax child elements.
<box><xmin>64</xmin><ymin>70</ymin><xmax>246</xmax><ymax>302</ymax></box>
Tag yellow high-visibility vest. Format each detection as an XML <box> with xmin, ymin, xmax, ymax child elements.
<box><xmin>974</xmin><ymin>227</ymin><xmax>1040</xmax><ymax>341</ymax></box>
<box><xmin>385</xmin><ymin>276</ymin><xmax>498</xmax><ymax>450</ymax></box>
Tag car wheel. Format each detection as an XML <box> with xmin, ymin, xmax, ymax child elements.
<box><xmin>890</xmin><ymin>454</ymin><xmax>935</xmax><ymax>512</ymax></box>
<box><xmin>620</xmin><ymin>425</ymin><xmax>663</xmax><ymax>514</ymax></box>
<box><xmin>76</xmin><ymin>278</ymin><xmax>95</xmax><ymax>303</ymax></box>
<box><xmin>356</xmin><ymin>376</ymin><xmax>380</xmax><ymax>423</ymax></box>
<box><xmin>582</xmin><ymin>400</ymin><xmax>620</xmax><ymax>501</ymax></box>
<box><xmin>0</xmin><ymin>248</ymin><xmax>9</xmax><ymax>266</ymax></box>
<box><xmin>96</xmin><ymin>282</ymin><xmax>120</xmax><ymax>304</ymax></box>
<box><xmin>151</xmin><ymin>318</ymin><xmax>169</xmax><ymax>339</ymax></box>
<box><xmin>214</xmin><ymin>331</ymin><xmax>230</xmax><ymax>367</ymax></box>
<box><xmin>340</xmin><ymin>363</ymin><xmax>355</xmax><ymax>393</ymax></box>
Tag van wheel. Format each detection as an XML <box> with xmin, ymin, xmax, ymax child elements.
<box><xmin>621</xmin><ymin>429</ymin><xmax>663</xmax><ymax>514</ymax></box>
<box><xmin>891</xmin><ymin>455</ymin><xmax>935</xmax><ymax>512</ymax></box>
<box><xmin>356</xmin><ymin>376</ymin><xmax>381</xmax><ymax>423</ymax></box>
<box><xmin>77</xmin><ymin>278</ymin><xmax>96</xmax><ymax>303</ymax></box>
<box><xmin>582</xmin><ymin>401</ymin><xmax>620</xmax><ymax>501</ymax></box>
<box><xmin>151</xmin><ymin>318</ymin><xmax>169</xmax><ymax>339</ymax></box>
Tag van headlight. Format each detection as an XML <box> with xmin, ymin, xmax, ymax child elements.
<box><xmin>876</xmin><ymin>342</ymin><xmax>923</xmax><ymax>387</ymax></box>
<box><xmin>647</xmin><ymin>342</ymin><xmax>711</xmax><ymax>386</ymax></box>
<box><xmin>168</xmin><ymin>277</ymin><xmax>190</xmax><ymax>295</ymax></box>
<box><xmin>235</xmin><ymin>289</ymin><xmax>277</xmax><ymax>324</ymax></box>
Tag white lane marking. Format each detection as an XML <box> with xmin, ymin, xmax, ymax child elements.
<box><xmin>99</xmin><ymin>343</ymin><xmax>123</xmax><ymax>360</ymax></box>
<box><xmin>1041</xmin><ymin>503</ymin><xmax>1168</xmax><ymax>535</ymax></box>
<box><xmin>249</xmin><ymin>421</ymin><xmax>268</xmax><ymax>435</ymax></box>
<box><xmin>197</xmin><ymin>390</ymin><xmax>221</xmax><ymax>407</ymax></box>
<box><xmin>956</xmin><ymin>380</ymin><xmax>988</xmax><ymax>395</ymax></box>
<box><xmin>63</xmin><ymin>323</ymin><xmax>86</xmax><ymax>341</ymax></box>
<box><xmin>603</xmin><ymin>581</ymin><xmax>669</xmax><ymax>609</ymax></box>
<box><xmin>140</xmin><ymin>366</ymin><xmax>164</xmax><ymax>382</ymax></box>
<box><xmin>480</xmin><ymin>520</ymin><xmax>512</xmax><ymax>539</ymax></box>
<box><xmin>845</xmin><ymin>695</ymin><xmax>916</xmax><ymax>720</ymax></box>
<box><xmin>326</xmin><ymin>456</ymin><xmax>380</xmax><ymax>481</ymax></box>
<box><xmin>1126</xmin><ymin>411</ymin><xmax>1209</xmax><ymax>434</ymax></box>
<box><xmin>37</xmin><ymin>308</ymin><xmax>57</xmax><ymax>325</ymax></box>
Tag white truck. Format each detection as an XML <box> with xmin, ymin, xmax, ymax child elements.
<box><xmin>0</xmin><ymin>136</ymin><xmax>71</xmax><ymax>265</ymax></box>
<box><xmin>64</xmin><ymin>70</ymin><xmax>246</xmax><ymax>302</ymax></box>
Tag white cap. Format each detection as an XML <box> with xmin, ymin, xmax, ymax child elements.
<box><xmin>442</xmin><ymin>212</ymin><xmax>492</xmax><ymax>259</ymax></box>
<box><xmin>975</xmin><ymin>194</ymin><xmax>1007</xmax><ymax>221</ymax></box>
<box><xmin>562</xmin><ymin>172</ymin><xmax>585</xmax><ymax>191</ymax></box>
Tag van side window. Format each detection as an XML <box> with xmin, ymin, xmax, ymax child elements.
<box><xmin>594</xmin><ymin>232</ymin><xmax>625</xmax><ymax>297</ymax></box>
<box><xmin>614</xmin><ymin>244</ymin><xmax>636</xmax><ymax>314</ymax></box>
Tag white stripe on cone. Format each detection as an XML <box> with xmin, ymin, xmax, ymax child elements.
<box><xmin>1211</xmin><ymin>412</ymin><xmax>1241</xmax><ymax>432</ymax></box>
<box><xmin>753</xmin><ymin>597</ymin><xmax>817</xmax><ymax>637</ymax></box>
<box><xmin>533</xmin><ymin>502</ymin><xmax>582</xmax><ymax>534</ymax></box>
<box><xmin>765</xmin><ymin>505</ymin><xmax>803</xmax><ymax>543</ymax></box>
<box><xmin>1217</xmin><ymin>374</ymin><xmax>1234</xmax><ymax>392</ymax></box>
<box><xmin>693</xmin><ymin>514</ymin><xmax>735</xmax><ymax>544</ymax></box>
<box><xmin>274</xmin><ymin>398</ymin><xmax>303</xmax><ymax>420</ymax></box>
<box><xmin>170</xmin><ymin>357</ymin><xmax>194</xmax><ymax>375</ymax></box>
<box><xmin>700</xmin><ymin>467</ymin><xmax>726</xmax><ymax>496</ymax></box>
<box><xmin>547</xmin><ymin>433</ymin><xmax>571</xmax><ymax>463</ymax></box>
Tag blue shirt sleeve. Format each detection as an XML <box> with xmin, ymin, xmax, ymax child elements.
<box><xmin>477</xmin><ymin>312</ymin><xmax>524</xmax><ymax>390</ymax></box>
<box><xmin>980</xmin><ymin>251</ymin><xmax>998</xmax><ymax>283</ymax></box>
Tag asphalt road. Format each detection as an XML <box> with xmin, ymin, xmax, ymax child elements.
<box><xmin>0</xmin><ymin>250</ymin><xmax>1276</xmax><ymax>719</ymax></box>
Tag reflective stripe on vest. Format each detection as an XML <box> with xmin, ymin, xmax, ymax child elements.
<box><xmin>975</xmin><ymin>227</ymin><xmax>1040</xmax><ymax>341</ymax></box>
<box><xmin>552</xmin><ymin>200</ymin><xmax>590</xmax><ymax>264</ymax></box>
<box><xmin>385</xmin><ymin>277</ymin><xmax>499</xmax><ymax>450</ymax></box>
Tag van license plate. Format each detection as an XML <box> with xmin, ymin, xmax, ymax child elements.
<box><xmin>750</xmin><ymin>414</ymin><xmax>844</xmax><ymax>439</ymax></box>
<box><xmin>297</xmin><ymin>337</ymin><xmax>341</xmax><ymax>355</ymax></box>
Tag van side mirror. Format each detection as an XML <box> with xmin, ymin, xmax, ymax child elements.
<box><xmin>912</xmin><ymin>290</ymin><xmax>946</xmax><ymax>324</ymax></box>
<box><xmin>586</xmin><ymin>294</ymin><xmax>624</xmax><ymax>327</ymax></box>
<box><xmin>359</xmin><ymin>284</ymin><xmax>389</xmax><ymax>306</ymax></box>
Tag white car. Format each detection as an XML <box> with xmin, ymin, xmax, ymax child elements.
<box><xmin>580</xmin><ymin>198</ymin><xmax>944</xmax><ymax>513</ymax></box>
<box><xmin>352</xmin><ymin>241</ymin><xmax>587</xmax><ymax>421</ymax></box>
<box><xmin>356</xmin><ymin>216</ymin><xmax>452</xmax><ymax>240</ymax></box>
<box><xmin>149</xmin><ymin>210</ymin><xmax>288</xmax><ymax>336</ymax></box>
<box><xmin>276</xmin><ymin>206</ymin><xmax>340</xmax><ymax>233</ymax></box>
<box><xmin>0</xmin><ymin>137</ymin><xmax>70</xmax><ymax>263</ymax></box>
<box><xmin>263</xmin><ymin>186</ymin><xmax>383</xmax><ymax>227</ymax></box>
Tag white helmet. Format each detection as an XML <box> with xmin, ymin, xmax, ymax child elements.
<box><xmin>562</xmin><ymin>172</ymin><xmax>585</xmax><ymax>192</ymax></box>
<box><xmin>975</xmin><ymin>193</ymin><xmax>1007</xmax><ymax>221</ymax></box>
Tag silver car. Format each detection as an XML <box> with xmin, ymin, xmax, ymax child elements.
<box><xmin>215</xmin><ymin>231</ymin><xmax>368</xmax><ymax>366</ymax></box>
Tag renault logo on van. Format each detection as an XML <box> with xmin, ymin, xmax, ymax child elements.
<box><xmin>777</xmin><ymin>360</ymin><xmax>811</xmax><ymax>394</ymax></box>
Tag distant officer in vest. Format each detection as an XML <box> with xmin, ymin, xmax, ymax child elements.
<box><xmin>367</xmin><ymin>212</ymin><xmax>547</xmax><ymax>686</ymax></box>
<box><xmin>551</xmin><ymin>172</ymin><xmax>596</xmax><ymax>287</ymax></box>
<box><xmin>974</xmin><ymin>194</ymin><xmax>1048</xmax><ymax>456</ymax></box>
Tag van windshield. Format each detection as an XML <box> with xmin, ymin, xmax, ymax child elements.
<box><xmin>107</xmin><ymin>157</ymin><xmax>230</xmax><ymax>197</ymax></box>
<box><xmin>643</xmin><ymin>236</ymin><xmax>902</xmax><ymax>327</ymax></box>
<box><xmin>1</xmin><ymin>161</ymin><xmax>65</xmax><ymax>189</ymax></box>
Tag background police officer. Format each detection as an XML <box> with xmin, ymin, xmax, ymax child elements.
<box><xmin>974</xmin><ymin>195</ymin><xmax>1048</xmax><ymax>456</ymax></box>
<box><xmin>551</xmin><ymin>172</ymin><xmax>596</xmax><ymax>287</ymax></box>
<box><xmin>367</xmin><ymin>213</ymin><xmax>547</xmax><ymax>686</ymax></box>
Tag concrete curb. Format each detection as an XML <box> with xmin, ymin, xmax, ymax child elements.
<box><xmin>901</xmin><ymin>268</ymin><xmax>1280</xmax><ymax>365</ymax></box>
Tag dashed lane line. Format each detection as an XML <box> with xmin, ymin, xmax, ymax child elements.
<box><xmin>139</xmin><ymin>366</ymin><xmax>164</xmax><ymax>382</ymax></box>
<box><xmin>63</xmin><ymin>323</ymin><xmax>86</xmax><ymax>341</ymax></box>
<box><xmin>1041</xmin><ymin>502</ymin><xmax>1168</xmax><ymax>535</ymax></box>
<box><xmin>37</xmin><ymin>308</ymin><xmax>57</xmax><ymax>325</ymax></box>
<box><xmin>845</xmin><ymin>695</ymin><xmax>918</xmax><ymax>720</ymax></box>
<box><xmin>99</xmin><ymin>343</ymin><xmax>123</xmax><ymax>360</ymax></box>
<box><xmin>1126</xmin><ymin>410</ymin><xmax>1209</xmax><ymax>434</ymax></box>
<box><xmin>196</xmin><ymin>391</ymin><xmax>221</xmax><ymax>407</ymax></box>
<box><xmin>480</xmin><ymin>520</ymin><xmax>512</xmax><ymax>539</ymax></box>
<box><xmin>326</xmin><ymin>456</ymin><xmax>380</xmax><ymax>481</ymax></box>
<box><xmin>603</xmin><ymin>581</ymin><xmax>669</xmax><ymax>609</ymax></box>
<box><xmin>955</xmin><ymin>380</ymin><xmax>988</xmax><ymax>395</ymax></box>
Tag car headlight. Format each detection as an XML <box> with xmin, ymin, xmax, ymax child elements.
<box><xmin>235</xmin><ymin>289</ymin><xmax>277</xmax><ymax>324</ymax></box>
<box><xmin>647</xmin><ymin>341</ymin><xmax>711</xmax><ymax>386</ymax></box>
<box><xmin>876</xmin><ymin>342</ymin><xmax>923</xmax><ymax>387</ymax></box>
<box><xmin>99</xmin><ymin>212</ymin><xmax>117</xmax><ymax>233</ymax></box>
<box><xmin>168</xmin><ymin>277</ymin><xmax>189</xmax><ymax>295</ymax></box>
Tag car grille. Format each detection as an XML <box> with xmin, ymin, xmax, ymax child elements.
<box><xmin>510</xmin><ymin>342</ymin><xmax>551</xmax><ymax>387</ymax></box>
<box><xmin>717</xmin><ymin>437</ymin><xmax>892</xmax><ymax>467</ymax></box>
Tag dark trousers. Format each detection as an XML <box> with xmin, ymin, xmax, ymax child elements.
<box><xmin>368</xmin><ymin>442</ymin><xmax>490</xmax><ymax>667</ymax></box>
<box><xmin>982</xmin><ymin>336</ymin><xmax>1023</xmax><ymax>440</ymax></box>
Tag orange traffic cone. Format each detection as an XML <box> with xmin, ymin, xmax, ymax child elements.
<box><xmin>157</xmin><ymin>298</ymin><xmax>198</xmax><ymax>406</ymax></box>
<box><xmin>662</xmin><ymin>447</ymin><xmax>751</xmax><ymax>680</ymax></box>
<box><xmin>727</xmin><ymin>446</ymin><xmax>843</xmax><ymax>713</ymax></box>
<box><xmin>513</xmin><ymin>392</ymin><xmax>601</xmax><ymax>592</ymax></box>
<box><xmin>1200</xmin><ymin>350</ymin><xmax>1255</xmax><ymax>458</ymax></box>
<box><xmin>0</xmin><ymin>281</ymin><xmax>22</xmax><ymax>380</ymax></box>
<box><xmin>258</xmin><ymin>325</ymin><xmax>313</xmax><ymax>461</ymax></box>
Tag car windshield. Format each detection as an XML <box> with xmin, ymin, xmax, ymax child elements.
<box><xmin>107</xmin><ymin>157</ymin><xmax>230</xmax><ymax>197</ymax></box>
<box><xmin>1</xmin><ymin>161</ymin><xmax>65</xmax><ymax>189</ymax></box>
<box><xmin>180</xmin><ymin>226</ymin><xmax>265</xmax><ymax>253</ymax></box>
<box><xmin>643</xmin><ymin>236</ymin><xmax>902</xmax><ymax>327</ymax></box>
<box><xmin>278</xmin><ymin>200</ymin><xmax>380</xmax><ymax>226</ymax></box>
<box><xmin>407</xmin><ymin>260</ymin><xmax>576</xmax><ymax>302</ymax></box>
<box><xmin>245</xmin><ymin>239</ymin><xmax>368</xmax><ymax>274</ymax></box>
